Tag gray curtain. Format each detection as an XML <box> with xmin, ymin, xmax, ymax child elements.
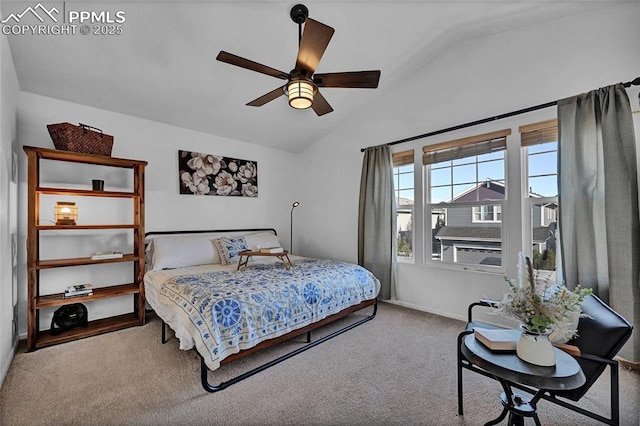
<box><xmin>358</xmin><ymin>145</ymin><xmax>397</xmax><ymax>300</ymax></box>
<box><xmin>558</xmin><ymin>84</ymin><xmax>639</xmax><ymax>361</ymax></box>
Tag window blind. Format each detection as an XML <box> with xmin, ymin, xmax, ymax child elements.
<box><xmin>519</xmin><ymin>119</ymin><xmax>558</xmax><ymax>146</ymax></box>
<box><xmin>422</xmin><ymin>129</ymin><xmax>511</xmax><ymax>165</ymax></box>
<box><xmin>392</xmin><ymin>149</ymin><xmax>414</xmax><ymax>167</ymax></box>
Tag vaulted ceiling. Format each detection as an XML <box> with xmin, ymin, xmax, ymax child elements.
<box><xmin>2</xmin><ymin>1</ymin><xmax>608</xmax><ymax>152</ymax></box>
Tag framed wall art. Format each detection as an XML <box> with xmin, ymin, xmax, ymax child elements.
<box><xmin>178</xmin><ymin>150</ymin><xmax>258</xmax><ymax>197</ymax></box>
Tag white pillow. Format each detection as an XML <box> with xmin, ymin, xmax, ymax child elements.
<box><xmin>148</xmin><ymin>236</ymin><xmax>220</xmax><ymax>270</ymax></box>
<box><xmin>244</xmin><ymin>231</ymin><xmax>282</xmax><ymax>251</ymax></box>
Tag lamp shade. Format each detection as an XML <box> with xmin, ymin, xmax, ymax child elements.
<box><xmin>287</xmin><ymin>80</ymin><xmax>315</xmax><ymax>109</ymax></box>
<box><xmin>55</xmin><ymin>202</ymin><xmax>77</xmax><ymax>225</ymax></box>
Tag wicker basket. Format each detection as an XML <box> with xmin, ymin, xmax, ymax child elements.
<box><xmin>46</xmin><ymin>123</ymin><xmax>114</xmax><ymax>156</ymax></box>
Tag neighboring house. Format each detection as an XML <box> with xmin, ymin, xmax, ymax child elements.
<box><xmin>396</xmin><ymin>197</ymin><xmax>413</xmax><ymax>234</ymax></box>
<box><xmin>433</xmin><ymin>180</ymin><xmax>556</xmax><ymax>266</ymax></box>
<box><xmin>396</xmin><ymin>197</ymin><xmax>413</xmax><ymax>257</ymax></box>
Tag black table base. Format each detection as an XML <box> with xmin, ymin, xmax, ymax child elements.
<box><xmin>484</xmin><ymin>378</ymin><xmax>543</xmax><ymax>426</ymax></box>
<box><xmin>461</xmin><ymin>334</ymin><xmax>585</xmax><ymax>426</ymax></box>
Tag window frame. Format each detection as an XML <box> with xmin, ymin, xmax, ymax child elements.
<box><xmin>423</xmin><ymin>129</ymin><xmax>510</xmax><ymax>272</ymax></box>
<box><xmin>520</xmin><ymin>120</ymin><xmax>559</xmax><ymax>278</ymax></box>
<box><xmin>392</xmin><ymin>150</ymin><xmax>415</xmax><ymax>261</ymax></box>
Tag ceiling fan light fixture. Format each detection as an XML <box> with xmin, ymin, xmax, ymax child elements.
<box><xmin>217</xmin><ymin>4</ymin><xmax>380</xmax><ymax>116</ymax></box>
<box><xmin>287</xmin><ymin>80</ymin><xmax>315</xmax><ymax>109</ymax></box>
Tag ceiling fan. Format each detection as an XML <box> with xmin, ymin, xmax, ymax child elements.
<box><xmin>216</xmin><ymin>4</ymin><xmax>381</xmax><ymax>116</ymax></box>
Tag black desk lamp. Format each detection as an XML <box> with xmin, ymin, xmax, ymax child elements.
<box><xmin>290</xmin><ymin>201</ymin><xmax>300</xmax><ymax>253</ymax></box>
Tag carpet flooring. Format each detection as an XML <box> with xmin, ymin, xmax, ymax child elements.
<box><xmin>1</xmin><ymin>302</ymin><xmax>638</xmax><ymax>425</ymax></box>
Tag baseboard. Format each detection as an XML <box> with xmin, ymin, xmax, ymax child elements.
<box><xmin>0</xmin><ymin>337</ymin><xmax>19</xmax><ymax>388</ymax></box>
<box><xmin>616</xmin><ymin>356</ymin><xmax>640</xmax><ymax>373</ymax></box>
<box><xmin>384</xmin><ymin>299</ymin><xmax>467</xmax><ymax>323</ymax></box>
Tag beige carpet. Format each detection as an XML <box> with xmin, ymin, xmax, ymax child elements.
<box><xmin>1</xmin><ymin>302</ymin><xmax>638</xmax><ymax>425</ymax></box>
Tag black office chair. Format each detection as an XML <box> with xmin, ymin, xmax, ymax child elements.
<box><xmin>457</xmin><ymin>294</ymin><xmax>633</xmax><ymax>425</ymax></box>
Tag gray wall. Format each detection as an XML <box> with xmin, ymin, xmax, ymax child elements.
<box><xmin>0</xmin><ymin>32</ymin><xmax>21</xmax><ymax>384</ymax></box>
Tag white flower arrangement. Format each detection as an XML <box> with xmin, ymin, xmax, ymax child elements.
<box><xmin>496</xmin><ymin>252</ymin><xmax>592</xmax><ymax>339</ymax></box>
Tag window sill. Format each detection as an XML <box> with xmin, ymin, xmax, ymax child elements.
<box><xmin>424</xmin><ymin>259</ymin><xmax>506</xmax><ymax>275</ymax></box>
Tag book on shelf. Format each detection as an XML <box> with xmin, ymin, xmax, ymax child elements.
<box><xmin>473</xmin><ymin>327</ymin><xmax>521</xmax><ymax>351</ymax></box>
<box><xmin>91</xmin><ymin>251</ymin><xmax>123</xmax><ymax>260</ymax></box>
<box><xmin>64</xmin><ymin>291</ymin><xmax>93</xmax><ymax>299</ymax></box>
<box><xmin>65</xmin><ymin>284</ymin><xmax>93</xmax><ymax>297</ymax></box>
<box><xmin>260</xmin><ymin>246</ymin><xmax>284</xmax><ymax>254</ymax></box>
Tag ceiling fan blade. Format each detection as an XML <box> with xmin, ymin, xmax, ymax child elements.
<box><xmin>246</xmin><ymin>86</ymin><xmax>285</xmax><ymax>107</ymax></box>
<box><xmin>217</xmin><ymin>51</ymin><xmax>289</xmax><ymax>80</ymax></box>
<box><xmin>295</xmin><ymin>18</ymin><xmax>335</xmax><ymax>75</ymax></box>
<box><xmin>311</xmin><ymin>90</ymin><xmax>334</xmax><ymax>116</ymax></box>
<box><xmin>314</xmin><ymin>70</ymin><xmax>381</xmax><ymax>88</ymax></box>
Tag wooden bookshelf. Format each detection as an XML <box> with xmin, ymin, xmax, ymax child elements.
<box><xmin>23</xmin><ymin>146</ymin><xmax>147</xmax><ymax>351</ymax></box>
<box><xmin>36</xmin><ymin>283</ymin><xmax>141</xmax><ymax>308</ymax></box>
<box><xmin>36</xmin><ymin>254</ymin><xmax>140</xmax><ymax>269</ymax></box>
<box><xmin>36</xmin><ymin>224</ymin><xmax>139</xmax><ymax>231</ymax></box>
<box><xmin>36</xmin><ymin>313</ymin><xmax>141</xmax><ymax>349</ymax></box>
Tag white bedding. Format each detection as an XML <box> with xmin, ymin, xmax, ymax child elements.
<box><xmin>144</xmin><ymin>256</ymin><xmax>293</xmax><ymax>351</ymax></box>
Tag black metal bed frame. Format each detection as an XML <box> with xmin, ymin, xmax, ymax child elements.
<box><xmin>146</xmin><ymin>228</ymin><xmax>378</xmax><ymax>393</ymax></box>
<box><xmin>161</xmin><ymin>299</ymin><xmax>377</xmax><ymax>393</ymax></box>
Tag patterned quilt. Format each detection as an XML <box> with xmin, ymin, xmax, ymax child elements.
<box><xmin>159</xmin><ymin>258</ymin><xmax>379</xmax><ymax>370</ymax></box>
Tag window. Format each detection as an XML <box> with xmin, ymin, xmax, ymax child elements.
<box><xmin>393</xmin><ymin>150</ymin><xmax>414</xmax><ymax>258</ymax></box>
<box><xmin>472</xmin><ymin>205</ymin><xmax>502</xmax><ymax>223</ymax></box>
<box><xmin>424</xmin><ymin>129</ymin><xmax>510</xmax><ymax>267</ymax></box>
<box><xmin>520</xmin><ymin>120</ymin><xmax>558</xmax><ymax>278</ymax></box>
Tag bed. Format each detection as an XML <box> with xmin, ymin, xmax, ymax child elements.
<box><xmin>144</xmin><ymin>228</ymin><xmax>380</xmax><ymax>392</ymax></box>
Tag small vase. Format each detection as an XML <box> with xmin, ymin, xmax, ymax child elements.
<box><xmin>516</xmin><ymin>325</ymin><xmax>556</xmax><ymax>367</ymax></box>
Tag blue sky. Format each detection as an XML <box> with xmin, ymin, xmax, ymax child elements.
<box><xmin>395</xmin><ymin>141</ymin><xmax>558</xmax><ymax>203</ymax></box>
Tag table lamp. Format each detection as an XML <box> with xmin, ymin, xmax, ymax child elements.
<box><xmin>55</xmin><ymin>201</ymin><xmax>77</xmax><ymax>225</ymax></box>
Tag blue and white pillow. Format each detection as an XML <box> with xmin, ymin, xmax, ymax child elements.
<box><xmin>213</xmin><ymin>236</ymin><xmax>248</xmax><ymax>265</ymax></box>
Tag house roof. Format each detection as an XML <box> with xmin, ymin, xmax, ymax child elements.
<box><xmin>447</xmin><ymin>179</ymin><xmax>552</xmax><ymax>203</ymax></box>
<box><xmin>450</xmin><ymin>180</ymin><xmax>505</xmax><ymax>202</ymax></box>
<box><xmin>397</xmin><ymin>197</ymin><xmax>413</xmax><ymax>206</ymax></box>
<box><xmin>435</xmin><ymin>226</ymin><xmax>553</xmax><ymax>243</ymax></box>
<box><xmin>435</xmin><ymin>226</ymin><xmax>501</xmax><ymax>241</ymax></box>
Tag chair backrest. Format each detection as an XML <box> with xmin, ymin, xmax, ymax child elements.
<box><xmin>553</xmin><ymin>294</ymin><xmax>633</xmax><ymax>401</ymax></box>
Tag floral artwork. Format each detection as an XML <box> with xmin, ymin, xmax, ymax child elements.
<box><xmin>179</xmin><ymin>150</ymin><xmax>258</xmax><ymax>197</ymax></box>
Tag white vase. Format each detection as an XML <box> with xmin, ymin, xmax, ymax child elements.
<box><xmin>516</xmin><ymin>326</ymin><xmax>556</xmax><ymax>367</ymax></box>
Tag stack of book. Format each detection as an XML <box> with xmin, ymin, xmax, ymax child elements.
<box><xmin>64</xmin><ymin>284</ymin><xmax>93</xmax><ymax>298</ymax></box>
<box><xmin>91</xmin><ymin>251</ymin><xmax>123</xmax><ymax>260</ymax></box>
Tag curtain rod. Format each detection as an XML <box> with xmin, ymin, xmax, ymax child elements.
<box><xmin>361</xmin><ymin>77</ymin><xmax>640</xmax><ymax>152</ymax></box>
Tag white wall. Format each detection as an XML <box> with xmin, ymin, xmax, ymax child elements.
<box><xmin>16</xmin><ymin>93</ymin><xmax>298</xmax><ymax>336</ymax></box>
<box><xmin>294</xmin><ymin>3</ymin><xmax>640</xmax><ymax>322</ymax></box>
<box><xmin>4</xmin><ymin>1</ymin><xmax>640</xmax><ymax>372</ymax></box>
<box><xmin>0</xmin><ymin>32</ymin><xmax>21</xmax><ymax>384</ymax></box>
